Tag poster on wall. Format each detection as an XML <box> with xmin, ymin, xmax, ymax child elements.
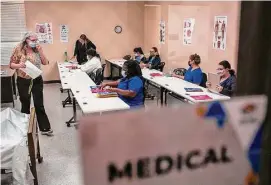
<box><xmin>35</xmin><ymin>23</ymin><xmax>53</xmax><ymax>44</ymax></box>
<box><xmin>183</xmin><ymin>18</ymin><xmax>195</xmax><ymax>45</ymax></box>
<box><xmin>159</xmin><ymin>20</ymin><xmax>166</xmax><ymax>44</ymax></box>
<box><xmin>60</xmin><ymin>25</ymin><xmax>69</xmax><ymax>43</ymax></box>
<box><xmin>213</xmin><ymin>16</ymin><xmax>227</xmax><ymax>50</ymax></box>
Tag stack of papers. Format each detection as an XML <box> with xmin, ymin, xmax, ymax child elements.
<box><xmin>184</xmin><ymin>88</ymin><xmax>203</xmax><ymax>92</ymax></box>
<box><xmin>20</xmin><ymin>60</ymin><xmax>42</xmax><ymax>79</ymax></box>
<box><xmin>90</xmin><ymin>86</ymin><xmax>118</xmax><ymax>98</ymax></box>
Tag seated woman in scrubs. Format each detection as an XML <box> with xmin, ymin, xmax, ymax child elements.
<box><xmin>133</xmin><ymin>47</ymin><xmax>146</xmax><ymax>63</ymax></box>
<box><xmin>141</xmin><ymin>47</ymin><xmax>161</xmax><ymax>70</ymax></box>
<box><xmin>206</xmin><ymin>60</ymin><xmax>236</xmax><ymax>96</ymax></box>
<box><xmin>172</xmin><ymin>54</ymin><xmax>203</xmax><ymax>85</ymax></box>
<box><xmin>101</xmin><ymin>60</ymin><xmax>144</xmax><ymax>108</ymax></box>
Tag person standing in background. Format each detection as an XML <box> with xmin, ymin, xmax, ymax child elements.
<box><xmin>9</xmin><ymin>32</ymin><xmax>53</xmax><ymax>136</ymax></box>
<box><xmin>70</xmin><ymin>34</ymin><xmax>96</xmax><ymax>65</ymax></box>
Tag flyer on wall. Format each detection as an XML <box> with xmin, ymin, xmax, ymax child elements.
<box><xmin>213</xmin><ymin>16</ymin><xmax>227</xmax><ymax>50</ymax></box>
<box><xmin>159</xmin><ymin>20</ymin><xmax>166</xmax><ymax>44</ymax></box>
<box><xmin>183</xmin><ymin>18</ymin><xmax>195</xmax><ymax>45</ymax></box>
<box><xmin>60</xmin><ymin>25</ymin><xmax>69</xmax><ymax>43</ymax></box>
<box><xmin>35</xmin><ymin>23</ymin><xmax>53</xmax><ymax>44</ymax></box>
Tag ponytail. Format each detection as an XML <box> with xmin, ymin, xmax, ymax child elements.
<box><xmin>229</xmin><ymin>69</ymin><xmax>235</xmax><ymax>76</ymax></box>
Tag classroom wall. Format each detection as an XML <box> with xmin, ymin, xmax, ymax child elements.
<box><xmin>144</xmin><ymin>1</ymin><xmax>240</xmax><ymax>74</ymax></box>
<box><xmin>25</xmin><ymin>1</ymin><xmax>145</xmax><ymax>81</ymax></box>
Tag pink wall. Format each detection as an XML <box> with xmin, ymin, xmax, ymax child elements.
<box><xmin>25</xmin><ymin>1</ymin><xmax>240</xmax><ymax>80</ymax></box>
<box><xmin>25</xmin><ymin>1</ymin><xmax>145</xmax><ymax>81</ymax></box>
<box><xmin>145</xmin><ymin>1</ymin><xmax>240</xmax><ymax>73</ymax></box>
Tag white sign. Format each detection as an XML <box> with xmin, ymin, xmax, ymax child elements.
<box><xmin>35</xmin><ymin>23</ymin><xmax>53</xmax><ymax>44</ymax></box>
<box><xmin>79</xmin><ymin>96</ymin><xmax>266</xmax><ymax>185</ymax></box>
<box><xmin>213</xmin><ymin>16</ymin><xmax>227</xmax><ymax>50</ymax></box>
<box><xmin>183</xmin><ymin>18</ymin><xmax>195</xmax><ymax>45</ymax></box>
<box><xmin>159</xmin><ymin>20</ymin><xmax>166</xmax><ymax>44</ymax></box>
<box><xmin>60</xmin><ymin>25</ymin><xmax>69</xmax><ymax>43</ymax></box>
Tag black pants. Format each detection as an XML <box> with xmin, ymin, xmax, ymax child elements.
<box><xmin>17</xmin><ymin>76</ymin><xmax>51</xmax><ymax>131</ymax></box>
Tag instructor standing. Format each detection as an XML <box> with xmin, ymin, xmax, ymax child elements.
<box><xmin>70</xmin><ymin>34</ymin><xmax>96</xmax><ymax>64</ymax></box>
<box><xmin>9</xmin><ymin>31</ymin><xmax>53</xmax><ymax>136</ymax></box>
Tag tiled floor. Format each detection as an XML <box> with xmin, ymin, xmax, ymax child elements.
<box><xmin>1</xmin><ymin>83</ymin><xmax>185</xmax><ymax>185</ymax></box>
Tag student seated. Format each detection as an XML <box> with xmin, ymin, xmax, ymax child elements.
<box><xmin>206</xmin><ymin>60</ymin><xmax>236</xmax><ymax>97</ymax></box>
<box><xmin>172</xmin><ymin>54</ymin><xmax>203</xmax><ymax>85</ymax></box>
<box><xmin>133</xmin><ymin>47</ymin><xmax>147</xmax><ymax>63</ymax></box>
<box><xmin>76</xmin><ymin>48</ymin><xmax>102</xmax><ymax>76</ymax></box>
<box><xmin>142</xmin><ymin>47</ymin><xmax>161</xmax><ymax>70</ymax></box>
<box><xmin>101</xmin><ymin>60</ymin><xmax>144</xmax><ymax>108</ymax></box>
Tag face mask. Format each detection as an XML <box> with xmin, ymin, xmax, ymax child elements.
<box><xmin>87</xmin><ymin>56</ymin><xmax>92</xmax><ymax>61</ymax></box>
<box><xmin>28</xmin><ymin>42</ymin><xmax>37</xmax><ymax>48</ymax></box>
<box><xmin>121</xmin><ymin>70</ymin><xmax>127</xmax><ymax>77</ymax></box>
<box><xmin>134</xmin><ymin>53</ymin><xmax>139</xmax><ymax>57</ymax></box>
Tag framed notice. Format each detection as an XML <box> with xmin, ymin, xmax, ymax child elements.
<box><xmin>35</xmin><ymin>23</ymin><xmax>53</xmax><ymax>44</ymax></box>
<box><xmin>213</xmin><ymin>16</ymin><xmax>227</xmax><ymax>50</ymax></box>
<box><xmin>60</xmin><ymin>25</ymin><xmax>69</xmax><ymax>43</ymax></box>
<box><xmin>183</xmin><ymin>18</ymin><xmax>195</xmax><ymax>45</ymax></box>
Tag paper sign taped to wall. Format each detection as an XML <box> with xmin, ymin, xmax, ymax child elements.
<box><xmin>79</xmin><ymin>96</ymin><xmax>266</xmax><ymax>185</ymax></box>
<box><xmin>20</xmin><ymin>60</ymin><xmax>42</xmax><ymax>79</ymax></box>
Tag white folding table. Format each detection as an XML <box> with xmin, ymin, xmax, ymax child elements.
<box><xmin>57</xmin><ymin>62</ymin><xmax>79</xmax><ymax>107</ymax></box>
<box><xmin>58</xmin><ymin>66</ymin><xmax>130</xmax><ymax>127</ymax></box>
<box><xmin>105</xmin><ymin>58</ymin><xmax>231</xmax><ymax>104</ymax></box>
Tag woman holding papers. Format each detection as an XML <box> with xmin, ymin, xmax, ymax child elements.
<box><xmin>172</xmin><ymin>54</ymin><xmax>203</xmax><ymax>85</ymax></box>
<box><xmin>101</xmin><ymin>60</ymin><xmax>144</xmax><ymax>108</ymax></box>
<box><xmin>70</xmin><ymin>34</ymin><xmax>96</xmax><ymax>65</ymax></box>
<box><xmin>9</xmin><ymin>32</ymin><xmax>53</xmax><ymax>136</ymax></box>
<box><xmin>206</xmin><ymin>60</ymin><xmax>236</xmax><ymax>96</ymax></box>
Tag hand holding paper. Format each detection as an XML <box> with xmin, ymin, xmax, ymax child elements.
<box><xmin>20</xmin><ymin>60</ymin><xmax>42</xmax><ymax>79</ymax></box>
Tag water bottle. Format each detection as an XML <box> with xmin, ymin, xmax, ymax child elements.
<box><xmin>64</xmin><ymin>50</ymin><xmax>68</xmax><ymax>62</ymax></box>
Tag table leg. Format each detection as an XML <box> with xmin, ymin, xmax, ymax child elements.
<box><xmin>164</xmin><ymin>89</ymin><xmax>168</xmax><ymax>106</ymax></box>
<box><xmin>65</xmin><ymin>96</ymin><xmax>77</xmax><ymax>127</ymax></box>
<box><xmin>110</xmin><ymin>62</ymin><xmax>113</xmax><ymax>80</ymax></box>
<box><xmin>62</xmin><ymin>90</ymin><xmax>72</xmax><ymax>108</ymax></box>
<box><xmin>160</xmin><ymin>87</ymin><xmax>164</xmax><ymax>106</ymax></box>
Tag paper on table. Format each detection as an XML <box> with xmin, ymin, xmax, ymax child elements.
<box><xmin>20</xmin><ymin>60</ymin><xmax>42</xmax><ymax>79</ymax></box>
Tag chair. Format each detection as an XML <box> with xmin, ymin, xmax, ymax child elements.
<box><xmin>95</xmin><ymin>68</ymin><xmax>104</xmax><ymax>85</ymax></box>
<box><xmin>157</xmin><ymin>62</ymin><xmax>165</xmax><ymax>72</ymax></box>
<box><xmin>200</xmin><ymin>72</ymin><xmax>207</xmax><ymax>88</ymax></box>
<box><xmin>102</xmin><ymin>64</ymin><xmax>106</xmax><ymax>76</ymax></box>
<box><xmin>173</xmin><ymin>68</ymin><xmax>187</xmax><ymax>76</ymax></box>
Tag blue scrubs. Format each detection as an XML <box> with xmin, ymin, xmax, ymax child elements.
<box><xmin>117</xmin><ymin>76</ymin><xmax>144</xmax><ymax>108</ymax></box>
<box><xmin>184</xmin><ymin>67</ymin><xmax>203</xmax><ymax>84</ymax></box>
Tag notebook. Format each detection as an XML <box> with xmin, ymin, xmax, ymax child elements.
<box><xmin>90</xmin><ymin>86</ymin><xmax>118</xmax><ymax>98</ymax></box>
<box><xmin>190</xmin><ymin>95</ymin><xmax>213</xmax><ymax>100</ymax></box>
<box><xmin>150</xmin><ymin>73</ymin><xmax>163</xmax><ymax>77</ymax></box>
<box><xmin>184</xmin><ymin>88</ymin><xmax>203</xmax><ymax>92</ymax></box>
<box><xmin>208</xmin><ymin>73</ymin><xmax>220</xmax><ymax>93</ymax></box>
<box><xmin>96</xmin><ymin>92</ymin><xmax>118</xmax><ymax>98</ymax></box>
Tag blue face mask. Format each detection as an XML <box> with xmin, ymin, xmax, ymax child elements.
<box><xmin>28</xmin><ymin>42</ymin><xmax>37</xmax><ymax>48</ymax></box>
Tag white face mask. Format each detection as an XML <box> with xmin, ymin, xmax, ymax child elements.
<box><xmin>121</xmin><ymin>70</ymin><xmax>127</xmax><ymax>77</ymax></box>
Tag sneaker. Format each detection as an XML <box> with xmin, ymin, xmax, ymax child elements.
<box><xmin>41</xmin><ymin>129</ymin><xmax>54</xmax><ymax>136</ymax></box>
